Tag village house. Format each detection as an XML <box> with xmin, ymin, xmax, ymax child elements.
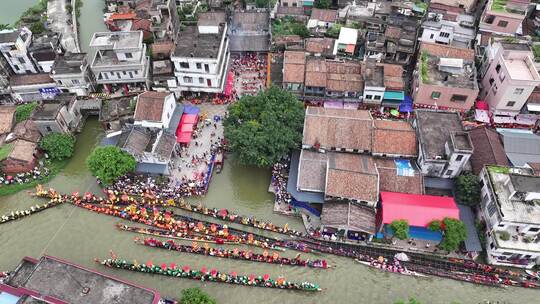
<box><xmin>99</xmin><ymin>96</ymin><xmax>135</xmax><ymax>137</ymax></box>
<box><xmin>31</xmin><ymin>94</ymin><xmax>83</xmax><ymax>136</ymax></box>
<box><xmin>229</xmin><ymin>12</ymin><xmax>270</xmax><ymax>54</ymax></box>
<box><xmin>479</xmin><ymin>42</ymin><xmax>540</xmax><ymax>117</ymax></box>
<box><xmin>282</xmin><ymin>50</ymin><xmax>306</xmax><ymax>95</ymax></box>
<box><xmin>0</xmin><ymin>55</ymin><xmax>13</xmax><ymax>100</ymax></box>
<box><xmin>479</xmin><ymin>165</ymin><xmax>540</xmax><ymax>269</ymax></box>
<box><xmin>133</xmin><ymin>91</ymin><xmax>176</xmax><ymax>129</ymax></box>
<box><xmin>28</xmin><ymin>33</ymin><xmax>62</xmax><ymax>74</ymax></box>
<box><xmin>412</xmin><ymin>42</ymin><xmax>478</xmax><ymax>112</ymax></box>
<box><xmin>51</xmin><ymin>52</ymin><xmax>95</xmax><ymax>96</ymax></box>
<box><xmin>279</xmin><ymin>0</ymin><xmax>302</xmax><ymax>7</ymax></box>
<box><xmin>150</xmin><ymin>41</ymin><xmax>175</xmax><ymax>91</ymax></box>
<box><xmin>334</xmin><ymin>27</ymin><xmax>357</xmax><ymax>56</ymax></box>
<box><xmin>0</xmin><ymin>105</ymin><xmax>16</xmax><ymax>139</ymax></box>
<box><xmin>105</xmin><ymin>0</ymin><xmax>136</xmax><ymax>12</ymax></box>
<box><xmin>170</xmin><ymin>12</ymin><xmax>229</xmax><ymax>96</ymax></box>
<box><xmin>308</xmin><ymin>9</ymin><xmax>338</xmax><ymax>33</ymax></box>
<box><xmin>430</xmin><ymin>0</ymin><xmax>477</xmax><ymax>14</ymax></box>
<box><xmin>468</xmin><ymin>126</ymin><xmax>509</xmax><ymax>174</ymax></box>
<box><xmin>9</xmin><ymin>73</ymin><xmax>58</xmax><ymax>103</ymax></box>
<box><xmin>479</xmin><ymin>0</ymin><xmax>529</xmax><ymax>41</ymax></box>
<box><xmin>89</xmin><ymin>31</ymin><xmax>150</xmax><ymax>93</ymax></box>
<box><xmin>6</xmin><ymin>119</ymin><xmax>42</xmax><ymax>144</ymax></box>
<box><xmin>420</xmin><ymin>12</ymin><xmax>476</xmax><ymax>48</ymax></box>
<box><xmin>305</xmin><ymin>37</ymin><xmax>336</xmax><ymax>58</ymax></box>
<box><xmin>276</xmin><ymin>6</ymin><xmax>307</xmax><ymax>22</ymax></box>
<box><xmin>414</xmin><ymin>110</ymin><xmax>474</xmax><ymax>178</ymax></box>
<box><xmin>362</xmin><ymin>61</ymin><xmax>404</xmax><ymax>107</ymax></box>
<box><xmin>0</xmin><ymin>27</ymin><xmax>37</xmax><ymax>74</ymax></box>
<box><xmin>497</xmin><ymin>129</ymin><xmax>540</xmax><ymax>167</ymax></box>
<box><xmin>0</xmin><ymin>139</ymin><xmax>39</xmax><ymax>174</ymax></box>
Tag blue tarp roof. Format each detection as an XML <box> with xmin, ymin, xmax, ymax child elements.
<box><xmin>457</xmin><ymin>204</ymin><xmax>483</xmax><ymax>252</ymax></box>
<box><xmin>383</xmin><ymin>91</ymin><xmax>405</xmax><ymax>101</ymax></box>
<box><xmin>287</xmin><ymin>151</ymin><xmax>325</xmax><ymax>204</ymax></box>
<box><xmin>183</xmin><ymin>105</ymin><xmax>200</xmax><ymax>114</ymax></box>
<box><xmin>399</xmin><ymin>96</ymin><xmax>413</xmax><ymax>112</ymax></box>
<box><xmin>385</xmin><ymin>225</ymin><xmax>442</xmax><ymax>242</ymax></box>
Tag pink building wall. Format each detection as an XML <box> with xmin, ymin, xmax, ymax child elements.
<box><xmin>413</xmin><ymin>81</ymin><xmax>478</xmax><ymax>111</ymax></box>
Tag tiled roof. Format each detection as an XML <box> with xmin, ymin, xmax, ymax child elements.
<box><xmin>310</xmin><ymin>8</ymin><xmax>338</xmax><ymax>23</ymax></box>
<box><xmin>0</xmin><ymin>106</ymin><xmax>16</xmax><ymax>134</ymax></box>
<box><xmin>385</xmin><ymin>26</ymin><xmax>401</xmax><ymax>39</ymax></box>
<box><xmin>11</xmin><ymin>120</ymin><xmax>41</xmax><ymax>143</ymax></box>
<box><xmin>134</xmin><ymin>91</ymin><xmax>169</xmax><ymax>122</ymax></box>
<box><xmin>305</xmin><ymin>58</ymin><xmax>327</xmax><ymax>87</ymax></box>
<box><xmin>469</xmin><ymin>126</ymin><xmax>509</xmax><ymax>174</ymax></box>
<box><xmin>151</xmin><ymin>41</ymin><xmax>175</xmax><ymax>59</ymax></box>
<box><xmin>374</xmin><ymin>158</ymin><xmax>423</xmax><ymax>194</ymax></box>
<box><xmin>372</xmin><ymin>120</ymin><xmax>417</xmax><ymax>156</ymax></box>
<box><xmin>9</xmin><ymin>74</ymin><xmax>54</xmax><ymax>86</ymax></box>
<box><xmin>382</xmin><ymin>63</ymin><xmax>404</xmax><ymax>90</ymax></box>
<box><xmin>325</xmin><ymin>153</ymin><xmax>379</xmax><ymax>202</ymax></box>
<box><xmin>154</xmin><ymin>131</ymin><xmax>176</xmax><ymax>161</ymax></box>
<box><xmin>8</xmin><ymin>140</ymin><xmax>37</xmax><ymax>163</ymax></box>
<box><xmin>303</xmin><ymin>107</ymin><xmax>373</xmax><ymax>151</ymax></box>
<box><xmin>420</xmin><ymin>42</ymin><xmax>475</xmax><ymax>60</ymax></box>
<box><xmin>283</xmin><ymin>51</ymin><xmax>306</xmax><ymax>83</ymax></box>
<box><xmin>321</xmin><ymin>202</ymin><xmax>376</xmax><ymax>234</ymax></box>
<box><xmin>527</xmin><ymin>162</ymin><xmax>540</xmax><ymax>176</ymax></box>
<box><xmin>305</xmin><ymin>37</ymin><xmax>335</xmax><ymax>55</ymax></box>
<box><xmin>326</xmin><ymin>61</ymin><xmax>362</xmax><ymax>92</ymax></box>
<box><xmin>297</xmin><ymin>150</ymin><xmax>327</xmax><ymax>192</ymax></box>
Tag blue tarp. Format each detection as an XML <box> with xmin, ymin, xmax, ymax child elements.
<box><xmin>394</xmin><ymin>159</ymin><xmax>415</xmax><ymax>176</ymax></box>
<box><xmin>385</xmin><ymin>225</ymin><xmax>443</xmax><ymax>242</ymax></box>
<box><xmin>399</xmin><ymin>95</ymin><xmax>413</xmax><ymax>112</ymax></box>
<box><xmin>183</xmin><ymin>105</ymin><xmax>200</xmax><ymax>114</ymax></box>
<box><xmin>383</xmin><ymin>91</ymin><xmax>405</xmax><ymax>101</ymax></box>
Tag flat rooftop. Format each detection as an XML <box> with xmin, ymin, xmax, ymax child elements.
<box><xmin>173</xmin><ymin>25</ymin><xmax>224</xmax><ymax>58</ymax></box>
<box><xmin>504</xmin><ymin>58</ymin><xmax>537</xmax><ymax>81</ymax></box>
<box><xmin>90</xmin><ymin>31</ymin><xmax>143</xmax><ymax>50</ymax></box>
<box><xmin>416</xmin><ymin>110</ymin><xmax>464</xmax><ymax>160</ymax></box>
<box><xmin>425</xmin><ymin>53</ymin><xmax>477</xmax><ymax>89</ymax></box>
<box><xmin>52</xmin><ymin>53</ymin><xmax>87</xmax><ymax>74</ymax></box>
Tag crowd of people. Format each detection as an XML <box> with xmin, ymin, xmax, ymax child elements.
<box><xmin>0</xmin><ymin>166</ymin><xmax>50</xmax><ymax>185</ymax></box>
<box><xmin>271</xmin><ymin>161</ymin><xmax>292</xmax><ymax>206</ymax></box>
<box><xmin>231</xmin><ymin>53</ymin><xmax>267</xmax><ymax>96</ymax></box>
<box><xmin>108</xmin><ymin>174</ymin><xmax>206</xmax><ymax>199</ymax></box>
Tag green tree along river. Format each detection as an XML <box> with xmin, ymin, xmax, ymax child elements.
<box><xmin>0</xmin><ymin>1</ymin><xmax>539</xmax><ymax>303</ymax></box>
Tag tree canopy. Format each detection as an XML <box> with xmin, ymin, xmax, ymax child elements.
<box><xmin>314</xmin><ymin>0</ymin><xmax>331</xmax><ymax>9</ymax></box>
<box><xmin>39</xmin><ymin>133</ymin><xmax>76</xmax><ymax>161</ymax></box>
<box><xmin>428</xmin><ymin>220</ymin><xmax>442</xmax><ymax>232</ymax></box>
<box><xmin>86</xmin><ymin>146</ymin><xmax>136</xmax><ymax>185</ymax></box>
<box><xmin>390</xmin><ymin>220</ymin><xmax>409</xmax><ymax>240</ymax></box>
<box><xmin>439</xmin><ymin>218</ymin><xmax>467</xmax><ymax>252</ymax></box>
<box><xmin>455</xmin><ymin>174</ymin><xmax>481</xmax><ymax>206</ymax></box>
<box><xmin>180</xmin><ymin>288</ymin><xmax>216</xmax><ymax>304</ymax></box>
<box><xmin>224</xmin><ymin>87</ymin><xmax>305</xmax><ymax>167</ymax></box>
<box><xmin>15</xmin><ymin>102</ymin><xmax>37</xmax><ymax>123</ymax></box>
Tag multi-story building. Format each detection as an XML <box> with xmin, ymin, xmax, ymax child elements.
<box><xmin>0</xmin><ymin>54</ymin><xmax>13</xmax><ymax>99</ymax></box>
<box><xmin>430</xmin><ymin>0</ymin><xmax>477</xmax><ymax>14</ymax></box>
<box><xmin>480</xmin><ymin>42</ymin><xmax>540</xmax><ymax>116</ymax></box>
<box><xmin>479</xmin><ymin>0</ymin><xmax>529</xmax><ymax>38</ymax></box>
<box><xmin>31</xmin><ymin>94</ymin><xmax>83</xmax><ymax>135</ymax></box>
<box><xmin>420</xmin><ymin>12</ymin><xmax>476</xmax><ymax>48</ymax></box>
<box><xmin>133</xmin><ymin>91</ymin><xmax>176</xmax><ymax>129</ymax></box>
<box><xmin>414</xmin><ymin>109</ymin><xmax>474</xmax><ymax>178</ymax></box>
<box><xmin>0</xmin><ymin>28</ymin><xmax>37</xmax><ymax>74</ymax></box>
<box><xmin>89</xmin><ymin>31</ymin><xmax>150</xmax><ymax>92</ymax></box>
<box><xmin>28</xmin><ymin>33</ymin><xmax>62</xmax><ymax>73</ymax></box>
<box><xmin>171</xmin><ymin>12</ymin><xmax>229</xmax><ymax>95</ymax></box>
<box><xmin>412</xmin><ymin>42</ymin><xmax>479</xmax><ymax>112</ymax></box>
<box><xmin>362</xmin><ymin>61</ymin><xmax>404</xmax><ymax>107</ymax></box>
<box><xmin>51</xmin><ymin>52</ymin><xmax>95</xmax><ymax>96</ymax></box>
<box><xmin>479</xmin><ymin>165</ymin><xmax>540</xmax><ymax>269</ymax></box>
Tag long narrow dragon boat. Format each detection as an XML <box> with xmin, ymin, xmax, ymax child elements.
<box><xmin>136</xmin><ymin>237</ymin><xmax>330</xmax><ymax>269</ymax></box>
<box><xmin>97</xmin><ymin>258</ymin><xmax>322</xmax><ymax>292</ymax></box>
<box><xmin>0</xmin><ymin>198</ymin><xmax>64</xmax><ymax>224</ymax></box>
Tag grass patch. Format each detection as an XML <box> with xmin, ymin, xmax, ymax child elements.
<box><xmin>0</xmin><ymin>159</ymin><xmax>69</xmax><ymax>196</ymax></box>
<box><xmin>0</xmin><ymin>144</ymin><xmax>14</xmax><ymax>161</ymax></box>
<box><xmin>420</xmin><ymin>51</ymin><xmax>429</xmax><ymax>84</ymax></box>
<box><xmin>491</xmin><ymin>0</ymin><xmax>508</xmax><ymax>13</ymax></box>
<box><xmin>272</xmin><ymin>17</ymin><xmax>310</xmax><ymax>38</ymax></box>
<box><xmin>15</xmin><ymin>102</ymin><xmax>37</xmax><ymax>123</ymax></box>
<box><xmin>533</xmin><ymin>44</ymin><xmax>540</xmax><ymax>62</ymax></box>
<box><xmin>487</xmin><ymin>165</ymin><xmax>510</xmax><ymax>174</ymax></box>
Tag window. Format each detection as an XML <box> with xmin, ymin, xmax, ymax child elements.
<box><xmin>451</xmin><ymin>94</ymin><xmax>468</xmax><ymax>102</ymax></box>
<box><xmin>72</xmin><ymin>79</ymin><xmax>80</xmax><ymax>85</ymax></box>
<box><xmin>183</xmin><ymin>76</ymin><xmax>192</xmax><ymax>83</ymax></box>
<box><xmin>430</xmin><ymin>33</ymin><xmax>434</xmax><ymax>39</ymax></box>
<box><xmin>179</xmin><ymin>62</ymin><xmax>189</xmax><ymax>69</ymax></box>
<box><xmin>14</xmin><ymin>65</ymin><xmax>19</xmax><ymax>71</ymax></box>
<box><xmin>487</xmin><ymin>201</ymin><xmax>497</xmax><ymax>217</ymax></box>
<box><xmin>489</xmin><ymin>78</ymin><xmax>494</xmax><ymax>86</ymax></box>
<box><xmin>57</xmin><ymin>80</ymin><xmax>63</xmax><ymax>85</ymax></box>
<box><xmin>199</xmin><ymin>77</ymin><xmax>204</xmax><ymax>84</ymax></box>
<box><xmin>283</xmin><ymin>2</ymin><xmax>288</xmax><ymax>6</ymax></box>
<box><xmin>125</xmin><ymin>52</ymin><xmax>133</xmax><ymax>59</ymax></box>
<box><xmin>495</xmin><ymin>64</ymin><xmax>501</xmax><ymax>73</ymax></box>
<box><xmin>439</xmin><ymin>32</ymin><xmax>450</xmax><ymax>38</ymax></box>
<box><xmin>514</xmin><ymin>88</ymin><xmax>524</xmax><ymax>95</ymax></box>
<box><xmin>129</xmin><ymin>71</ymin><xmax>133</xmax><ymax>78</ymax></box>
<box><xmin>374</xmin><ymin>95</ymin><xmax>381</xmax><ymax>100</ymax></box>
<box><xmin>207</xmin><ymin>79</ymin><xmax>212</xmax><ymax>87</ymax></box>
<box><xmin>492</xmin><ymin>84</ymin><xmax>498</xmax><ymax>94</ymax></box>
<box><xmin>196</xmin><ymin>63</ymin><xmax>202</xmax><ymax>69</ymax></box>
<box><xmin>456</xmin><ymin>155</ymin><xmax>463</xmax><ymax>162</ymax></box>
<box><xmin>116</xmin><ymin>72</ymin><xmax>121</xmax><ymax>78</ymax></box>
<box><xmin>46</xmin><ymin>126</ymin><xmax>52</xmax><ymax>132</ymax></box>
<box><xmin>204</xmin><ymin>64</ymin><xmax>209</xmax><ymax>73</ymax></box>
<box><xmin>497</xmin><ymin>20</ymin><xmax>508</xmax><ymax>27</ymax></box>
<box><xmin>365</xmin><ymin>94</ymin><xmax>373</xmax><ymax>100</ymax></box>
<box><xmin>122</xmin><ymin>71</ymin><xmax>127</xmax><ymax>75</ymax></box>
<box><xmin>18</xmin><ymin>57</ymin><xmax>25</xmax><ymax>64</ymax></box>
<box><xmin>431</xmin><ymin>91</ymin><xmax>441</xmax><ymax>99</ymax></box>
<box><xmin>506</xmin><ymin>101</ymin><xmax>516</xmax><ymax>107</ymax></box>
<box><xmin>528</xmin><ymin>227</ymin><xmax>540</xmax><ymax>232</ymax></box>
<box><xmin>485</xmin><ymin>15</ymin><xmax>495</xmax><ymax>24</ymax></box>
<box><xmin>446</xmin><ymin>170</ymin><xmax>453</xmax><ymax>176</ymax></box>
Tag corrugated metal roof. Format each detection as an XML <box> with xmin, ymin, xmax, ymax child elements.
<box><xmin>499</xmin><ymin>129</ymin><xmax>540</xmax><ymax>166</ymax></box>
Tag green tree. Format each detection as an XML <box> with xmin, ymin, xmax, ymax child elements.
<box><xmin>39</xmin><ymin>133</ymin><xmax>76</xmax><ymax>161</ymax></box>
<box><xmin>86</xmin><ymin>146</ymin><xmax>136</xmax><ymax>185</ymax></box>
<box><xmin>180</xmin><ymin>288</ymin><xmax>216</xmax><ymax>304</ymax></box>
<box><xmin>0</xmin><ymin>24</ymin><xmax>12</xmax><ymax>31</ymax></box>
<box><xmin>30</xmin><ymin>22</ymin><xmax>46</xmax><ymax>35</ymax></box>
<box><xmin>455</xmin><ymin>174</ymin><xmax>481</xmax><ymax>206</ymax></box>
<box><xmin>428</xmin><ymin>220</ymin><xmax>442</xmax><ymax>232</ymax></box>
<box><xmin>224</xmin><ymin>87</ymin><xmax>305</xmax><ymax>167</ymax></box>
<box><xmin>390</xmin><ymin>220</ymin><xmax>409</xmax><ymax>240</ymax></box>
<box><xmin>394</xmin><ymin>298</ymin><xmax>421</xmax><ymax>304</ymax></box>
<box><xmin>314</xmin><ymin>0</ymin><xmax>331</xmax><ymax>9</ymax></box>
<box><xmin>292</xmin><ymin>23</ymin><xmax>310</xmax><ymax>38</ymax></box>
<box><xmin>15</xmin><ymin>102</ymin><xmax>37</xmax><ymax>122</ymax></box>
<box><xmin>439</xmin><ymin>218</ymin><xmax>467</xmax><ymax>252</ymax></box>
<box><xmin>326</xmin><ymin>24</ymin><xmax>341</xmax><ymax>38</ymax></box>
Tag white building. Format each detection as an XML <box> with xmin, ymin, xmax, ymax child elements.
<box><xmin>51</xmin><ymin>52</ymin><xmax>95</xmax><ymax>96</ymax></box>
<box><xmin>170</xmin><ymin>12</ymin><xmax>229</xmax><ymax>95</ymax></box>
<box><xmin>89</xmin><ymin>31</ymin><xmax>150</xmax><ymax>92</ymax></box>
<box><xmin>133</xmin><ymin>91</ymin><xmax>176</xmax><ymax>129</ymax></box>
<box><xmin>420</xmin><ymin>13</ymin><xmax>476</xmax><ymax>48</ymax></box>
<box><xmin>479</xmin><ymin>166</ymin><xmax>540</xmax><ymax>269</ymax></box>
<box><xmin>0</xmin><ymin>28</ymin><xmax>38</xmax><ymax>74</ymax></box>
<box><xmin>480</xmin><ymin>42</ymin><xmax>540</xmax><ymax>116</ymax></box>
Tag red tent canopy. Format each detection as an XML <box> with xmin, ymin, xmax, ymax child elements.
<box><xmin>476</xmin><ymin>100</ymin><xmax>489</xmax><ymax>110</ymax></box>
<box><xmin>380</xmin><ymin>191</ymin><xmax>460</xmax><ymax>227</ymax></box>
<box><xmin>224</xmin><ymin>71</ymin><xmax>234</xmax><ymax>96</ymax></box>
<box><xmin>177</xmin><ymin>132</ymin><xmax>192</xmax><ymax>144</ymax></box>
<box><xmin>181</xmin><ymin>114</ymin><xmax>198</xmax><ymax>125</ymax></box>
<box><xmin>180</xmin><ymin>124</ymin><xmax>194</xmax><ymax>133</ymax></box>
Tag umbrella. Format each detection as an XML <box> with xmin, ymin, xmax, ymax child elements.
<box><xmin>248</xmin><ymin>274</ymin><xmax>255</xmax><ymax>281</ymax></box>
<box><xmin>230</xmin><ymin>271</ymin><xmax>237</xmax><ymax>278</ymax></box>
<box><xmin>146</xmin><ymin>260</ymin><xmax>153</xmax><ymax>267</ymax></box>
<box><xmin>170</xmin><ymin>263</ymin><xmax>176</xmax><ymax>269</ymax></box>
<box><xmin>263</xmin><ymin>274</ymin><xmax>270</xmax><ymax>281</ymax></box>
<box><xmin>395</xmin><ymin>252</ymin><xmax>410</xmax><ymax>262</ymax></box>
<box><xmin>161</xmin><ymin>263</ymin><xmax>167</xmax><ymax>270</ymax></box>
<box><xmin>210</xmin><ymin>269</ymin><xmax>218</xmax><ymax>277</ymax></box>
<box><xmin>218</xmin><ymin>209</ymin><xmax>228</xmax><ymax>217</ymax></box>
<box><xmin>201</xmin><ymin>266</ymin><xmax>207</xmax><ymax>273</ymax></box>
<box><xmin>390</xmin><ymin>109</ymin><xmax>400</xmax><ymax>117</ymax></box>
<box><xmin>182</xmin><ymin>265</ymin><xmax>190</xmax><ymax>272</ymax></box>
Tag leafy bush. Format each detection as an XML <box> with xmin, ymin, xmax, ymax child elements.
<box><xmin>498</xmin><ymin>231</ymin><xmax>510</xmax><ymax>241</ymax></box>
<box><xmin>15</xmin><ymin>102</ymin><xmax>37</xmax><ymax>123</ymax></box>
<box><xmin>428</xmin><ymin>220</ymin><xmax>442</xmax><ymax>232</ymax></box>
<box><xmin>86</xmin><ymin>146</ymin><xmax>136</xmax><ymax>184</ymax></box>
<box><xmin>180</xmin><ymin>288</ymin><xmax>216</xmax><ymax>304</ymax></box>
<box><xmin>420</xmin><ymin>51</ymin><xmax>429</xmax><ymax>83</ymax></box>
<box><xmin>390</xmin><ymin>220</ymin><xmax>409</xmax><ymax>240</ymax></box>
<box><xmin>39</xmin><ymin>133</ymin><xmax>76</xmax><ymax>161</ymax></box>
<box><xmin>456</xmin><ymin>174</ymin><xmax>481</xmax><ymax>206</ymax></box>
<box><xmin>439</xmin><ymin>218</ymin><xmax>467</xmax><ymax>252</ymax></box>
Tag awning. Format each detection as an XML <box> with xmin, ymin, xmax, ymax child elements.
<box><xmin>383</xmin><ymin>91</ymin><xmax>404</xmax><ymax>101</ymax></box>
<box><xmin>177</xmin><ymin>132</ymin><xmax>192</xmax><ymax>144</ymax></box>
<box><xmin>345</xmin><ymin>44</ymin><xmax>355</xmax><ymax>53</ymax></box>
<box><xmin>224</xmin><ymin>71</ymin><xmax>234</xmax><ymax>96</ymax></box>
<box><xmin>183</xmin><ymin>105</ymin><xmax>200</xmax><ymax>115</ymax></box>
<box><xmin>181</xmin><ymin>114</ymin><xmax>198</xmax><ymax>125</ymax></box>
<box><xmin>476</xmin><ymin>100</ymin><xmax>489</xmax><ymax>110</ymax></box>
<box><xmin>180</xmin><ymin>124</ymin><xmax>194</xmax><ymax>132</ymax></box>
<box><xmin>527</xmin><ymin>103</ymin><xmax>540</xmax><ymax>112</ymax></box>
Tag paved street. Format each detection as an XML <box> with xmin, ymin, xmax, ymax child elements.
<box><xmin>47</xmin><ymin>0</ymin><xmax>79</xmax><ymax>53</ymax></box>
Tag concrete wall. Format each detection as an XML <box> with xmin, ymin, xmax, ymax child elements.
<box><xmin>413</xmin><ymin>82</ymin><xmax>477</xmax><ymax>111</ymax></box>
<box><xmin>479</xmin><ymin>11</ymin><xmax>525</xmax><ymax>36</ymax></box>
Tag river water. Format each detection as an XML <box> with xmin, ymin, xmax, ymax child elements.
<box><xmin>1</xmin><ymin>1</ymin><xmax>539</xmax><ymax>303</ymax></box>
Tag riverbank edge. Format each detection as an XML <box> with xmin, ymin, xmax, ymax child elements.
<box><xmin>0</xmin><ymin>159</ymin><xmax>68</xmax><ymax>196</ymax></box>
